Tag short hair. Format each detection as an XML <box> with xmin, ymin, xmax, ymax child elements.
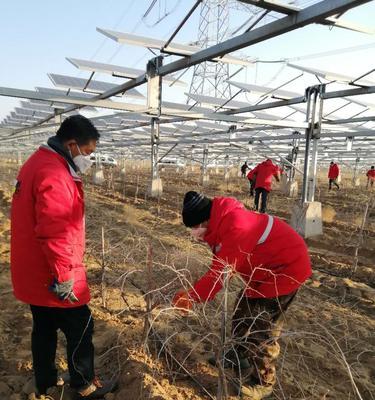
<box><xmin>56</xmin><ymin>115</ymin><xmax>100</xmax><ymax>145</ymax></box>
<box><xmin>371</xmin><ymin>166</ymin><xmax>374</xmax><ymax>169</ymax></box>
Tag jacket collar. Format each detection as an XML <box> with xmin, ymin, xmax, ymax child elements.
<box><xmin>41</xmin><ymin>137</ymin><xmax>81</xmax><ymax>181</ymax></box>
<box><xmin>46</xmin><ymin>136</ymin><xmax>78</xmax><ymax>173</ymax></box>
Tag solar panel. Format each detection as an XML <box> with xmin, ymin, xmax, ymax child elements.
<box><xmin>48</xmin><ymin>74</ymin><xmax>145</xmax><ymax>99</ymax></box>
<box><xmin>35</xmin><ymin>87</ymin><xmax>98</xmax><ymax>111</ymax></box>
<box><xmin>162</xmin><ymin>101</ymin><xmax>210</xmax><ymax>114</ymax></box>
<box><xmin>2</xmin><ymin>122</ymin><xmax>25</xmax><ymax>128</ymax></box>
<box><xmin>252</xmin><ymin>111</ymin><xmax>284</xmax><ymax>121</ymax></box>
<box><xmin>20</xmin><ymin>101</ymin><xmax>55</xmax><ymax>113</ymax></box>
<box><xmin>195</xmin><ymin>121</ymin><xmax>231</xmax><ymax>130</ymax></box>
<box><xmin>189</xmin><ymin>104</ymin><xmax>283</xmax><ymax>121</ymax></box>
<box><xmin>238</xmin><ymin>1</ymin><xmax>373</xmax><ymax>34</ymax></box>
<box><xmin>14</xmin><ymin>108</ymin><xmax>50</xmax><ymax>118</ymax></box>
<box><xmin>227</xmin><ymin>81</ymin><xmax>301</xmax><ymax>99</ymax></box>
<box><xmin>287</xmin><ymin>63</ymin><xmax>375</xmax><ymax>86</ymax></box>
<box><xmin>348</xmin><ymin>98</ymin><xmax>375</xmax><ymax>110</ymax></box>
<box><xmin>186</xmin><ymin>93</ymin><xmax>250</xmax><ymax>109</ymax></box>
<box><xmin>97</xmin><ymin>28</ymin><xmax>254</xmax><ymax>66</ymax></box>
<box><xmin>172</xmin><ymin>123</ymin><xmax>197</xmax><ymax>132</ymax></box>
<box><xmin>66</xmin><ymin>58</ymin><xmax>186</xmax><ymax>87</ymax></box>
<box><xmin>11</xmin><ymin>112</ymin><xmax>44</xmax><ymax>121</ymax></box>
<box><xmin>27</xmin><ymin>99</ymin><xmax>67</xmax><ymax>109</ymax></box>
<box><xmin>8</xmin><ymin>117</ymin><xmax>42</xmax><ymax>124</ymax></box>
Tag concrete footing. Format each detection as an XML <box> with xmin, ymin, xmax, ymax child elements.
<box><xmin>92</xmin><ymin>169</ymin><xmax>105</xmax><ymax>185</ymax></box>
<box><xmin>282</xmin><ymin>180</ymin><xmax>298</xmax><ymax>197</ymax></box>
<box><xmin>149</xmin><ymin>178</ymin><xmax>163</xmax><ymax>197</ymax></box>
<box><xmin>202</xmin><ymin>174</ymin><xmax>210</xmax><ymax>186</ymax></box>
<box><xmin>290</xmin><ymin>201</ymin><xmax>323</xmax><ymax>238</ymax></box>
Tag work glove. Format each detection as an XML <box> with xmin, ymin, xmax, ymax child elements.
<box><xmin>49</xmin><ymin>278</ymin><xmax>79</xmax><ymax>303</ymax></box>
<box><xmin>172</xmin><ymin>290</ymin><xmax>193</xmax><ymax>314</ymax></box>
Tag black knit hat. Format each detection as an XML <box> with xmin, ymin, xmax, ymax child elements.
<box><xmin>182</xmin><ymin>191</ymin><xmax>212</xmax><ymax>227</ymax></box>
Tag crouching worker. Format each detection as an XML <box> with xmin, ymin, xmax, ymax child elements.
<box><xmin>10</xmin><ymin>116</ymin><xmax>116</xmax><ymax>399</ymax></box>
<box><xmin>173</xmin><ymin>191</ymin><xmax>311</xmax><ymax>399</ymax></box>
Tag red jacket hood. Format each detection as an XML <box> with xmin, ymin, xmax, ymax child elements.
<box><xmin>204</xmin><ymin>197</ymin><xmax>244</xmax><ymax>248</ymax></box>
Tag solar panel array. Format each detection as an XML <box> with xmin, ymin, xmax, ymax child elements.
<box><xmin>0</xmin><ymin>0</ymin><xmax>374</xmax><ymax>167</ymax></box>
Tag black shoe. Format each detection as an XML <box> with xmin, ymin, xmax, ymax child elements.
<box><xmin>75</xmin><ymin>377</ymin><xmax>118</xmax><ymax>399</ymax></box>
<box><xmin>36</xmin><ymin>386</ymin><xmax>63</xmax><ymax>400</ymax></box>
<box><xmin>57</xmin><ymin>371</ymin><xmax>70</xmax><ymax>386</ymax></box>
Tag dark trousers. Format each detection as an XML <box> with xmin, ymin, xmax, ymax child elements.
<box><xmin>254</xmin><ymin>188</ymin><xmax>269</xmax><ymax>213</ymax></box>
<box><xmin>249</xmin><ymin>179</ymin><xmax>256</xmax><ymax>197</ymax></box>
<box><xmin>329</xmin><ymin>178</ymin><xmax>339</xmax><ymax>190</ymax></box>
<box><xmin>231</xmin><ymin>292</ymin><xmax>297</xmax><ymax>386</ymax></box>
<box><xmin>30</xmin><ymin>304</ymin><xmax>95</xmax><ymax>394</ymax></box>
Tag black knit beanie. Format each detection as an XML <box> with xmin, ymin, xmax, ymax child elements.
<box><xmin>182</xmin><ymin>191</ymin><xmax>212</xmax><ymax>227</ymax></box>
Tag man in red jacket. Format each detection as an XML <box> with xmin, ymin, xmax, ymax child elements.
<box><xmin>247</xmin><ymin>159</ymin><xmax>280</xmax><ymax>213</ymax></box>
<box><xmin>173</xmin><ymin>191</ymin><xmax>311</xmax><ymax>398</ymax></box>
<box><xmin>328</xmin><ymin>161</ymin><xmax>340</xmax><ymax>190</ymax></box>
<box><xmin>11</xmin><ymin>116</ymin><xmax>114</xmax><ymax>399</ymax></box>
<box><xmin>366</xmin><ymin>166</ymin><xmax>375</xmax><ymax>189</ymax></box>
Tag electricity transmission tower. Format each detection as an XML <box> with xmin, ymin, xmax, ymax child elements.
<box><xmin>188</xmin><ymin>0</ymin><xmax>232</xmax><ymax>100</ymax></box>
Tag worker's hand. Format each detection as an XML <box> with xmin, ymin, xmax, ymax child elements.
<box><xmin>172</xmin><ymin>290</ymin><xmax>193</xmax><ymax>314</ymax></box>
<box><xmin>49</xmin><ymin>278</ymin><xmax>79</xmax><ymax>303</ymax></box>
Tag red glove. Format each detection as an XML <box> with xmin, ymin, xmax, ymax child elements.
<box><xmin>172</xmin><ymin>290</ymin><xmax>193</xmax><ymax>314</ymax></box>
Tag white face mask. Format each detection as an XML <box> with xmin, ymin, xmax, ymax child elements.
<box><xmin>191</xmin><ymin>225</ymin><xmax>207</xmax><ymax>241</ymax></box>
<box><xmin>73</xmin><ymin>144</ymin><xmax>92</xmax><ymax>174</ymax></box>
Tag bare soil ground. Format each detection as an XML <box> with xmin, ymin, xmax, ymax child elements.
<box><xmin>0</xmin><ymin>162</ymin><xmax>374</xmax><ymax>400</ymax></box>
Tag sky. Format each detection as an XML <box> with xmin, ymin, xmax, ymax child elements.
<box><xmin>0</xmin><ymin>0</ymin><xmax>374</xmax><ymax>120</ymax></box>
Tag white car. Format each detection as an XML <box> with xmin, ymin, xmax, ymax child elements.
<box><xmin>158</xmin><ymin>157</ymin><xmax>186</xmax><ymax>167</ymax></box>
<box><xmin>90</xmin><ymin>154</ymin><xmax>118</xmax><ymax>167</ymax></box>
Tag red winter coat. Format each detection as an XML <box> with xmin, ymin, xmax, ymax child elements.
<box><xmin>247</xmin><ymin>159</ymin><xmax>280</xmax><ymax>191</ymax></box>
<box><xmin>328</xmin><ymin>164</ymin><xmax>339</xmax><ymax>179</ymax></box>
<box><xmin>11</xmin><ymin>146</ymin><xmax>90</xmax><ymax>307</ymax></box>
<box><xmin>366</xmin><ymin>169</ymin><xmax>375</xmax><ymax>181</ymax></box>
<box><xmin>188</xmin><ymin>197</ymin><xmax>311</xmax><ymax>301</ymax></box>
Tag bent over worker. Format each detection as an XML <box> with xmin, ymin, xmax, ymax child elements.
<box><xmin>247</xmin><ymin>159</ymin><xmax>280</xmax><ymax>213</ymax></box>
<box><xmin>11</xmin><ymin>115</ymin><xmax>116</xmax><ymax>399</ymax></box>
<box><xmin>241</xmin><ymin>161</ymin><xmax>249</xmax><ymax>177</ymax></box>
<box><xmin>173</xmin><ymin>191</ymin><xmax>311</xmax><ymax>399</ymax></box>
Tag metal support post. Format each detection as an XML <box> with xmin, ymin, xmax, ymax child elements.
<box><xmin>289</xmin><ymin>132</ymin><xmax>301</xmax><ymax>182</ymax></box>
<box><xmin>308</xmin><ymin>85</ymin><xmax>325</xmax><ymax>202</ymax></box>
<box><xmin>224</xmin><ymin>154</ymin><xmax>229</xmax><ymax>181</ymax></box>
<box><xmin>301</xmin><ymin>87</ymin><xmax>318</xmax><ymax>203</ymax></box>
<box><xmin>151</xmin><ymin>118</ymin><xmax>160</xmax><ymax>180</ymax></box>
<box><xmin>353</xmin><ymin>156</ymin><xmax>360</xmax><ymax>186</ymax></box>
<box><xmin>54</xmin><ymin>108</ymin><xmax>62</xmax><ymax>131</ymax></box>
<box><xmin>147</xmin><ymin>56</ymin><xmax>163</xmax><ymax>197</ymax></box>
<box><xmin>292</xmin><ymin>86</ymin><xmax>323</xmax><ymax>238</ymax></box>
<box><xmin>202</xmin><ymin>144</ymin><xmax>209</xmax><ymax>186</ymax></box>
